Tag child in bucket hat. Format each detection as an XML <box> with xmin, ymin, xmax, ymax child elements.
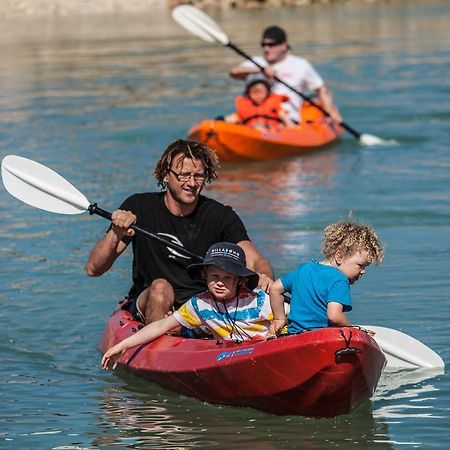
<box><xmin>186</xmin><ymin>241</ymin><xmax>260</xmax><ymax>290</ymax></box>
<box><xmin>102</xmin><ymin>243</ymin><xmax>277</xmax><ymax>370</ymax></box>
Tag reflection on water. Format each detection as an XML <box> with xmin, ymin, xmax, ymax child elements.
<box><xmin>97</xmin><ymin>373</ymin><xmax>394</xmax><ymax>450</ymax></box>
<box><xmin>97</xmin><ymin>390</ymin><xmax>210</xmax><ymax>448</ymax></box>
<box><xmin>210</xmin><ymin>150</ymin><xmax>338</xmax><ymax>216</ymax></box>
<box><xmin>1</xmin><ymin>0</ymin><xmax>450</xmax><ymax>448</ymax></box>
<box><xmin>94</xmin><ymin>366</ymin><xmax>446</xmax><ymax>448</ymax></box>
<box><xmin>373</xmin><ymin>368</ymin><xmax>445</xmax><ymax>420</ymax></box>
<box><xmin>206</xmin><ymin>151</ymin><xmax>340</xmax><ymax>269</ymax></box>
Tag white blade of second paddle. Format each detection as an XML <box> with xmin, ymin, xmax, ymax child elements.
<box><xmin>362</xmin><ymin>325</ymin><xmax>445</xmax><ymax>369</ymax></box>
<box><xmin>1</xmin><ymin>155</ymin><xmax>90</xmax><ymax>215</ymax></box>
<box><xmin>172</xmin><ymin>5</ymin><xmax>229</xmax><ymax>45</ymax></box>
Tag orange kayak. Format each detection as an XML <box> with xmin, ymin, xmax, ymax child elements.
<box><xmin>188</xmin><ymin>103</ymin><xmax>344</xmax><ymax>162</ymax></box>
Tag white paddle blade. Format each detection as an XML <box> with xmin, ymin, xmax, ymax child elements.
<box><xmin>1</xmin><ymin>155</ymin><xmax>90</xmax><ymax>215</ymax></box>
<box><xmin>362</xmin><ymin>325</ymin><xmax>445</xmax><ymax>369</ymax></box>
<box><xmin>359</xmin><ymin>133</ymin><xmax>394</xmax><ymax>146</ymax></box>
<box><xmin>172</xmin><ymin>5</ymin><xmax>229</xmax><ymax>46</ymax></box>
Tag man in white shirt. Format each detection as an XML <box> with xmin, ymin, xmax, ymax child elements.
<box><xmin>229</xmin><ymin>25</ymin><xmax>342</xmax><ymax>124</ymax></box>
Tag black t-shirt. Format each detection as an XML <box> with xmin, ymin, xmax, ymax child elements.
<box><xmin>120</xmin><ymin>192</ymin><xmax>250</xmax><ymax>307</ymax></box>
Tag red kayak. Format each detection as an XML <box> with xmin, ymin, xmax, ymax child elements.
<box><xmin>99</xmin><ymin>302</ymin><xmax>386</xmax><ymax>417</ymax></box>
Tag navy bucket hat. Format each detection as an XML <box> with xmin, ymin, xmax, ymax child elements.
<box><xmin>187</xmin><ymin>242</ymin><xmax>259</xmax><ymax>291</ymax></box>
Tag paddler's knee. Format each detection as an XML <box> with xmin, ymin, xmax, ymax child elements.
<box><xmin>138</xmin><ymin>279</ymin><xmax>175</xmax><ymax>324</ymax></box>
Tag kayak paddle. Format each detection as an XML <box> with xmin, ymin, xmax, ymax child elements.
<box><xmin>1</xmin><ymin>155</ymin><xmax>443</xmax><ymax>370</ymax></box>
<box><xmin>172</xmin><ymin>4</ymin><xmax>385</xmax><ymax>147</ymax></box>
<box><xmin>1</xmin><ymin>155</ymin><xmax>203</xmax><ymax>261</ymax></box>
<box><xmin>360</xmin><ymin>325</ymin><xmax>445</xmax><ymax>370</ymax></box>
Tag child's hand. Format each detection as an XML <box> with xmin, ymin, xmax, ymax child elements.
<box><xmin>269</xmin><ymin>318</ymin><xmax>287</xmax><ymax>337</ymax></box>
<box><xmin>359</xmin><ymin>326</ymin><xmax>376</xmax><ymax>337</ymax></box>
<box><xmin>101</xmin><ymin>344</ymin><xmax>124</xmax><ymax>370</ymax></box>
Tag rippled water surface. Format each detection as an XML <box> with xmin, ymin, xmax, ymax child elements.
<box><xmin>1</xmin><ymin>1</ymin><xmax>449</xmax><ymax>448</ymax></box>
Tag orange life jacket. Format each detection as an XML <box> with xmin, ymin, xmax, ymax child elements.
<box><xmin>235</xmin><ymin>94</ymin><xmax>290</xmax><ymax>130</ymax></box>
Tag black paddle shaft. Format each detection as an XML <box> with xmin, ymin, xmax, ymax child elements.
<box><xmin>88</xmin><ymin>203</ymin><xmax>288</xmax><ymax>299</ymax></box>
<box><xmin>226</xmin><ymin>42</ymin><xmax>362</xmax><ymax>140</ymax></box>
<box><xmin>88</xmin><ymin>203</ymin><xmax>204</xmax><ymax>262</ymax></box>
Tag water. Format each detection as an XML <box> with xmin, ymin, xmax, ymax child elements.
<box><xmin>1</xmin><ymin>1</ymin><xmax>449</xmax><ymax>448</ymax></box>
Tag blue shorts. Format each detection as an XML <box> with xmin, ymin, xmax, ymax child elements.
<box><xmin>126</xmin><ymin>296</ymin><xmax>145</xmax><ymax>323</ymax></box>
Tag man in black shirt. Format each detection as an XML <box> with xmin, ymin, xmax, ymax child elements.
<box><xmin>86</xmin><ymin>139</ymin><xmax>274</xmax><ymax>324</ymax></box>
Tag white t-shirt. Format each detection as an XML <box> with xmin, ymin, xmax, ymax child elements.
<box><xmin>240</xmin><ymin>54</ymin><xmax>324</xmax><ymax>121</ymax></box>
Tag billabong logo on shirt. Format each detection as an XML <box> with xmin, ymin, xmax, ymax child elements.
<box><xmin>158</xmin><ymin>233</ymin><xmax>190</xmax><ymax>260</ymax></box>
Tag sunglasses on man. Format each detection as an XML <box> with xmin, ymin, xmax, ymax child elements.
<box><xmin>260</xmin><ymin>41</ymin><xmax>282</xmax><ymax>48</ymax></box>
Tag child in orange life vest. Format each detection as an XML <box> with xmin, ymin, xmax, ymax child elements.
<box><xmin>225</xmin><ymin>73</ymin><xmax>296</xmax><ymax>132</ymax></box>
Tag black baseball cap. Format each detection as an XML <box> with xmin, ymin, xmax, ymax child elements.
<box><xmin>262</xmin><ymin>26</ymin><xmax>287</xmax><ymax>44</ymax></box>
<box><xmin>187</xmin><ymin>242</ymin><xmax>259</xmax><ymax>290</ymax></box>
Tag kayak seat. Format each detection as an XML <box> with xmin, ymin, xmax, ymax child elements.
<box><xmin>180</xmin><ymin>325</ymin><xmax>213</xmax><ymax>339</ymax></box>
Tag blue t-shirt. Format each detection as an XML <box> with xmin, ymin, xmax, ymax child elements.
<box><xmin>280</xmin><ymin>259</ymin><xmax>352</xmax><ymax>334</ymax></box>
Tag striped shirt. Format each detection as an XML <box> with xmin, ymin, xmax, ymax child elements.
<box><xmin>174</xmin><ymin>288</ymin><xmax>273</xmax><ymax>341</ymax></box>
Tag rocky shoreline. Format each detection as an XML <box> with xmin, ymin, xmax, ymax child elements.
<box><xmin>0</xmin><ymin>0</ymin><xmax>384</xmax><ymax>18</ymax></box>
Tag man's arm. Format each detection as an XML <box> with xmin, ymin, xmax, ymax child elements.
<box><xmin>86</xmin><ymin>230</ymin><xmax>127</xmax><ymax>276</ymax></box>
<box><xmin>237</xmin><ymin>240</ymin><xmax>274</xmax><ymax>291</ymax></box>
<box><xmin>229</xmin><ymin>63</ymin><xmax>260</xmax><ymax>80</ymax></box>
<box><xmin>86</xmin><ymin>209</ymin><xmax>136</xmax><ymax>276</ymax></box>
<box><xmin>316</xmin><ymin>85</ymin><xmax>342</xmax><ymax>123</ymax></box>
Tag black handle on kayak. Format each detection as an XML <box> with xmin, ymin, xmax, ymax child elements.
<box><xmin>88</xmin><ymin>203</ymin><xmax>204</xmax><ymax>262</ymax></box>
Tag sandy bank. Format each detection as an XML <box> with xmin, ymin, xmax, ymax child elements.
<box><xmin>0</xmin><ymin>0</ymin><xmax>166</xmax><ymax>18</ymax></box>
<box><xmin>0</xmin><ymin>0</ymin><xmax>383</xmax><ymax>19</ymax></box>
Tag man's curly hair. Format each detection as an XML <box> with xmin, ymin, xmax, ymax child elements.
<box><xmin>154</xmin><ymin>139</ymin><xmax>220</xmax><ymax>188</ymax></box>
<box><xmin>321</xmin><ymin>221</ymin><xmax>384</xmax><ymax>264</ymax></box>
